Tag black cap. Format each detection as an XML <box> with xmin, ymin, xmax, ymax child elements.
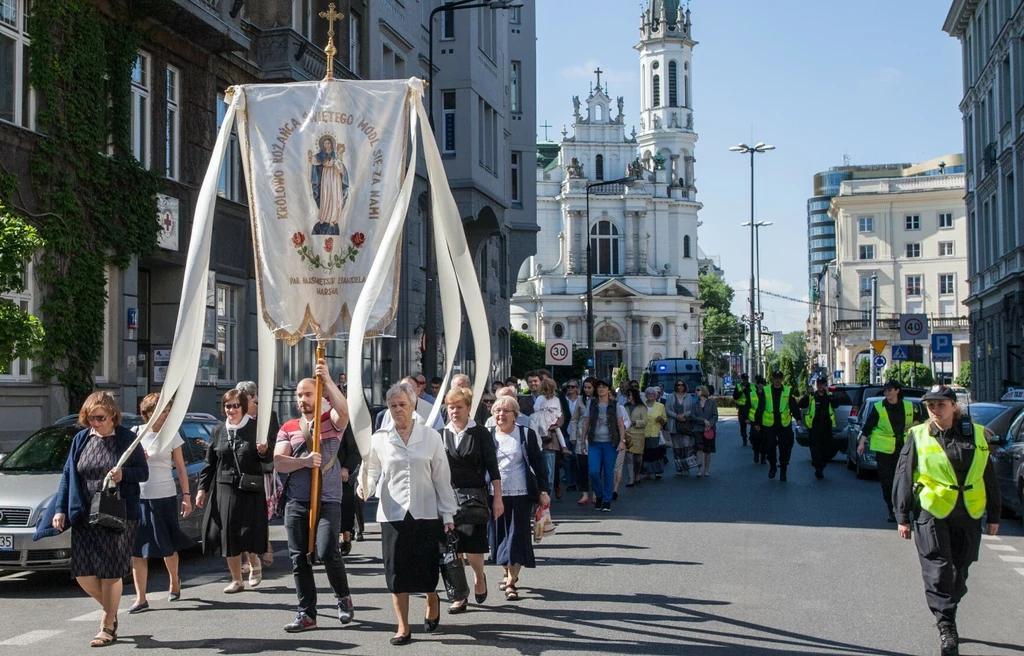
<box><xmin>741</xmin><ymin>373</ymin><xmax>749</xmax><ymax>380</ymax></box>
<box><xmin>922</xmin><ymin>385</ymin><xmax>957</xmax><ymax>402</ymax></box>
<box><xmin>754</xmin><ymin>375</ymin><xmax>767</xmax><ymax>385</ymax></box>
<box><xmin>815</xmin><ymin>377</ymin><xmax>827</xmax><ymax>386</ymax></box>
<box><xmin>771</xmin><ymin>370</ymin><xmax>783</xmax><ymax>379</ymax></box>
<box><xmin>595</xmin><ymin>379</ymin><xmax>612</xmax><ymax>389</ymax></box>
<box><xmin>883</xmin><ymin>380</ymin><xmax>902</xmax><ymax>391</ymax></box>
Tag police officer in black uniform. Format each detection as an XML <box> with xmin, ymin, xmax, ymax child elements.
<box><xmin>732</xmin><ymin>374</ymin><xmax>752</xmax><ymax>447</ymax></box>
<box><xmin>799</xmin><ymin>377</ymin><xmax>834</xmax><ymax>479</ymax></box>
<box><xmin>893</xmin><ymin>386</ymin><xmax>1000</xmax><ymax>656</ymax></box>
<box><xmin>857</xmin><ymin>380</ymin><xmax>925</xmax><ymax>522</ymax></box>
<box><xmin>756</xmin><ymin>371</ymin><xmax>803</xmax><ymax>482</ymax></box>
<box><xmin>748</xmin><ymin>375</ymin><xmax>768</xmax><ymax>464</ymax></box>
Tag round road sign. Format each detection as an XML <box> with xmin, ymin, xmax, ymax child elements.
<box><xmin>873</xmin><ymin>355</ymin><xmax>887</xmax><ymax>368</ymax></box>
<box><xmin>547</xmin><ymin>341</ymin><xmax>570</xmax><ymax>365</ymax></box>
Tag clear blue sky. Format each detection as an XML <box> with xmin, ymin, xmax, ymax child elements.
<box><xmin>536</xmin><ymin>0</ymin><xmax>964</xmax><ymax>334</ymax></box>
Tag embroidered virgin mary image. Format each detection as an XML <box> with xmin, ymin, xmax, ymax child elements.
<box><xmin>309</xmin><ymin>134</ymin><xmax>350</xmax><ymax>235</ymax></box>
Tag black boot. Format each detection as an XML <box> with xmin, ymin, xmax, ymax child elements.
<box><xmin>938</xmin><ymin>621</ymin><xmax>959</xmax><ymax>656</ymax></box>
<box><xmin>779</xmin><ymin>466</ymin><xmax>787</xmax><ymax>482</ymax></box>
<box><xmin>768</xmin><ymin>463</ymin><xmax>777</xmax><ymax>479</ymax></box>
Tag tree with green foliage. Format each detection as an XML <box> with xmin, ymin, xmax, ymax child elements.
<box><xmin>954</xmin><ymin>361</ymin><xmax>971</xmax><ymax>388</ymax></box>
<box><xmin>510</xmin><ymin>330</ymin><xmax>545</xmax><ymax>378</ymax></box>
<box><xmin>0</xmin><ymin>206</ymin><xmax>45</xmax><ymax>372</ymax></box>
<box><xmin>698</xmin><ymin>273</ymin><xmax>744</xmax><ymax>377</ymax></box>
<box><xmin>856</xmin><ymin>357</ymin><xmax>870</xmax><ymax>384</ymax></box>
<box><xmin>779</xmin><ymin>352</ymin><xmax>800</xmax><ymax>390</ymax></box>
<box><xmin>884</xmin><ymin>362</ymin><xmax>934</xmax><ymax>388</ymax></box>
<box><xmin>613</xmin><ymin>364</ymin><xmax>629</xmax><ymax>390</ymax></box>
<box><xmin>780</xmin><ymin>331</ymin><xmax>807</xmax><ymax>378</ymax></box>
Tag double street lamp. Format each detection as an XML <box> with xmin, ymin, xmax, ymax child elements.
<box><xmin>729</xmin><ymin>142</ymin><xmax>774</xmax><ymax>376</ymax></box>
<box><xmin>586</xmin><ymin>176</ymin><xmax>636</xmax><ymax>372</ymax></box>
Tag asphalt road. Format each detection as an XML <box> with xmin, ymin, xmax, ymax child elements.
<box><xmin>1</xmin><ymin>417</ymin><xmax>1023</xmax><ymax>655</ymax></box>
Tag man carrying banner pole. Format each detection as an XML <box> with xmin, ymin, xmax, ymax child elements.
<box><xmin>274</xmin><ymin>353</ymin><xmax>355</xmax><ymax>631</ymax></box>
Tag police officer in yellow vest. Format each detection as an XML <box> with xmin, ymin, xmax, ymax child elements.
<box><xmin>747</xmin><ymin>375</ymin><xmax>768</xmax><ymax>465</ymax></box>
<box><xmin>753</xmin><ymin>370</ymin><xmax>803</xmax><ymax>481</ymax></box>
<box><xmin>893</xmin><ymin>386</ymin><xmax>999</xmax><ymax>656</ymax></box>
<box><xmin>857</xmin><ymin>379</ymin><xmax>923</xmax><ymax>523</ymax></box>
<box><xmin>798</xmin><ymin>377</ymin><xmax>834</xmax><ymax>479</ymax></box>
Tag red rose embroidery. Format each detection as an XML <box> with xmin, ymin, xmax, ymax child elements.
<box><xmin>350</xmin><ymin>232</ymin><xmax>366</xmax><ymax>248</ymax></box>
<box><xmin>324</xmin><ymin>237</ymin><xmax>334</xmax><ymax>253</ymax></box>
<box><xmin>292</xmin><ymin>232</ymin><xmax>305</xmax><ymax>248</ymax></box>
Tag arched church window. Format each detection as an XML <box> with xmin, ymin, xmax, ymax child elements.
<box><xmin>683</xmin><ymin>235</ymin><xmax>691</xmax><ymax>258</ymax></box>
<box><xmin>553</xmin><ymin>322</ymin><xmax>565</xmax><ymax>338</ymax></box>
<box><xmin>590</xmin><ymin>221</ymin><xmax>620</xmax><ymax>276</ymax></box>
<box><xmin>652</xmin><ymin>74</ymin><xmax>661</xmax><ymax>108</ymax></box>
<box><xmin>595</xmin><ymin>154</ymin><xmax>604</xmax><ymax>180</ymax></box>
<box><xmin>684</xmin><ymin>75</ymin><xmax>690</xmax><ymax>108</ymax></box>
<box><xmin>651</xmin><ymin>323</ymin><xmax>663</xmax><ymax>338</ymax></box>
<box><xmin>668</xmin><ymin>61</ymin><xmax>677</xmax><ymax>107</ymax></box>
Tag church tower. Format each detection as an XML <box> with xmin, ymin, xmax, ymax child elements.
<box><xmin>636</xmin><ymin>0</ymin><xmax>697</xmax><ymax>195</ymax></box>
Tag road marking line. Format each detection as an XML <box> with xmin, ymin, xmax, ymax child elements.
<box><xmin>999</xmin><ymin>555</ymin><xmax>1024</xmax><ymax>563</ymax></box>
<box><xmin>1016</xmin><ymin>568</ymin><xmax>1024</xmax><ymax>578</ymax></box>
<box><xmin>0</xmin><ymin>630</ymin><xmax>64</xmax><ymax>645</ymax></box>
<box><xmin>981</xmin><ymin>534</ymin><xmax>1001</xmax><ymax>541</ymax></box>
<box><xmin>985</xmin><ymin>544</ymin><xmax>1017</xmax><ymax>552</ymax></box>
<box><xmin>69</xmin><ymin>610</ymin><xmax>104</xmax><ymax>622</ymax></box>
<box><xmin>0</xmin><ymin>572</ymin><xmax>29</xmax><ymax>581</ymax></box>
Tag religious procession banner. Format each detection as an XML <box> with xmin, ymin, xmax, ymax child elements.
<box><xmin>121</xmin><ymin>77</ymin><xmax>490</xmax><ymax>469</ymax></box>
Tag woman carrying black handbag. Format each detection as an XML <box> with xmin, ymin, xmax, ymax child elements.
<box><xmin>441</xmin><ymin>386</ymin><xmax>502</xmax><ymax>614</ymax></box>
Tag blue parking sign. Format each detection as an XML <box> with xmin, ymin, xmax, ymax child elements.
<box><xmin>931</xmin><ymin>333</ymin><xmax>953</xmax><ymax>362</ymax></box>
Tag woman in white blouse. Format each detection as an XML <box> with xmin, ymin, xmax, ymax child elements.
<box><xmin>359</xmin><ymin>382</ymin><xmax>458</xmax><ymax>646</ymax></box>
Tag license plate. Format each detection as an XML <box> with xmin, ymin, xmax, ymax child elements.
<box><xmin>0</xmin><ymin>535</ymin><xmax>12</xmax><ymax>551</ymax></box>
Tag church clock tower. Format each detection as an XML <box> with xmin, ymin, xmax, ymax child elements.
<box><xmin>636</xmin><ymin>0</ymin><xmax>697</xmax><ymax>196</ymax></box>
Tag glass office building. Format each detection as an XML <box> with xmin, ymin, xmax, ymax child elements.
<box><xmin>807</xmin><ymin>170</ymin><xmax>852</xmax><ymax>295</ymax></box>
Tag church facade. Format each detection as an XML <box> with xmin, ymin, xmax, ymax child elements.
<box><xmin>511</xmin><ymin>0</ymin><xmax>703</xmax><ymax>382</ymax></box>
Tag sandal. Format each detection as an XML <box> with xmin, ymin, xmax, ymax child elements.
<box><xmin>90</xmin><ymin>628</ymin><xmax>116</xmax><ymax>648</ymax></box>
<box><xmin>498</xmin><ymin>568</ymin><xmax>510</xmax><ymax>591</ymax></box>
<box><xmin>504</xmin><ymin>579</ymin><xmax>519</xmax><ymax>601</ymax></box>
<box><xmin>262</xmin><ymin>551</ymin><xmax>274</xmax><ymax>567</ymax></box>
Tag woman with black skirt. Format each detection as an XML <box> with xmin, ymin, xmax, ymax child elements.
<box><xmin>441</xmin><ymin>386</ymin><xmax>502</xmax><ymax>614</ymax></box>
<box><xmin>196</xmin><ymin>390</ymin><xmax>272</xmax><ymax>594</ymax></box>
<box><xmin>358</xmin><ymin>382</ymin><xmax>458</xmax><ymax>646</ymax></box>
<box><xmin>487</xmin><ymin>395</ymin><xmax>549</xmax><ymax>602</ymax></box>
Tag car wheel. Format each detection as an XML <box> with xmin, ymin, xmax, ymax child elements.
<box><xmin>855</xmin><ymin>457</ymin><xmax>869</xmax><ymax>480</ymax></box>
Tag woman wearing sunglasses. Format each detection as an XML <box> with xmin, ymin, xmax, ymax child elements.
<box><xmin>196</xmin><ymin>390</ymin><xmax>273</xmax><ymax>593</ymax></box>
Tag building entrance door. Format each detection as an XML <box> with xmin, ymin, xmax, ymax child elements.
<box><xmin>596</xmin><ymin>350</ymin><xmax>622</xmax><ymax>382</ymax></box>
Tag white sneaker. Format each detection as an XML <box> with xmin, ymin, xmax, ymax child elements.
<box><xmin>248</xmin><ymin>564</ymin><xmax>263</xmax><ymax>587</ymax></box>
<box><xmin>223</xmin><ymin>580</ymin><xmax>244</xmax><ymax>594</ymax></box>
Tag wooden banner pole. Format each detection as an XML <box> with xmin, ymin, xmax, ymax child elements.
<box><xmin>307</xmin><ymin>341</ymin><xmax>326</xmax><ymax>563</ymax></box>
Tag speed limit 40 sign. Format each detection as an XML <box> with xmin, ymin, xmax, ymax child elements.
<box><xmin>545</xmin><ymin>339</ymin><xmax>573</xmax><ymax>366</ymax></box>
<box><xmin>899</xmin><ymin>314</ymin><xmax>928</xmax><ymax>341</ymax></box>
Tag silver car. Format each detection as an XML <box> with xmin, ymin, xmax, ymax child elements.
<box><xmin>845</xmin><ymin>397</ymin><xmax>924</xmax><ymax>479</ymax></box>
<box><xmin>0</xmin><ymin>414</ymin><xmax>217</xmax><ymax>571</ymax></box>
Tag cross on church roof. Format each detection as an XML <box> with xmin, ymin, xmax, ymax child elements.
<box><xmin>594</xmin><ymin>67</ymin><xmax>603</xmax><ymax>87</ymax></box>
<box><xmin>540</xmin><ymin>121</ymin><xmax>553</xmax><ymax>140</ymax></box>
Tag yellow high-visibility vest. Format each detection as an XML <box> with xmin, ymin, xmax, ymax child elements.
<box><xmin>869</xmin><ymin>400</ymin><xmax>913</xmax><ymax>454</ymax></box>
<box><xmin>910</xmin><ymin>423</ymin><xmax>988</xmax><ymax>520</ymax></box>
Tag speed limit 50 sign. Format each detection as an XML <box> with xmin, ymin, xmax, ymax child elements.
<box><xmin>545</xmin><ymin>339</ymin><xmax>573</xmax><ymax>366</ymax></box>
<box><xmin>899</xmin><ymin>314</ymin><xmax>928</xmax><ymax>341</ymax></box>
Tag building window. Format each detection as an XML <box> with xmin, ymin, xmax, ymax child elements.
<box><xmin>652</xmin><ymin>74</ymin><xmax>661</xmax><ymax>107</ymax></box>
<box><xmin>683</xmin><ymin>235</ymin><xmax>691</xmax><ymax>258</ymax></box>
<box><xmin>595</xmin><ymin>154</ymin><xmax>604</xmax><ymax>181</ymax></box>
<box><xmin>939</xmin><ymin>241</ymin><xmax>955</xmax><ymax>257</ymax></box>
<box><xmin>216</xmin><ymin>93</ymin><xmax>242</xmax><ymax>202</ymax></box>
<box><xmin>509</xmin><ymin>60</ymin><xmax>521</xmax><ymax>114</ymax></box>
<box><xmin>0</xmin><ymin>261</ymin><xmax>32</xmax><ymax>381</ymax></box>
<box><xmin>590</xmin><ymin>220</ymin><xmax>620</xmax><ymax>275</ymax></box>
<box><xmin>292</xmin><ymin>0</ymin><xmax>313</xmax><ymax>39</ymax></box>
<box><xmin>938</xmin><ymin>212</ymin><xmax>953</xmax><ymax>228</ymax></box>
<box><xmin>651</xmin><ymin>323</ymin><xmax>663</xmax><ymax>338</ymax></box>
<box><xmin>553</xmin><ymin>322</ymin><xmax>564</xmax><ymax>338</ymax></box>
<box><xmin>509</xmin><ymin>6</ymin><xmax>521</xmax><ymax>24</ymax></box>
<box><xmin>939</xmin><ymin>274</ymin><xmax>955</xmax><ymax>296</ymax></box>
<box><xmin>477</xmin><ymin>10</ymin><xmax>496</xmax><ymax>60</ymax></box>
<box><xmin>165</xmin><ymin>65</ymin><xmax>180</xmax><ymax>180</ymax></box>
<box><xmin>0</xmin><ymin>0</ymin><xmax>37</xmax><ymax>130</ymax></box>
<box><xmin>905</xmin><ymin>275</ymin><xmax>922</xmax><ymax>297</ymax></box>
<box><xmin>859</xmin><ymin>275</ymin><xmax>872</xmax><ymax>297</ymax></box>
<box><xmin>442</xmin><ymin>90</ymin><xmax>456</xmax><ymax>154</ymax></box>
<box><xmin>858</xmin><ymin>216</ymin><xmax>874</xmax><ymax>233</ymax></box>
<box><xmin>510</xmin><ymin>151</ymin><xmax>521</xmax><ymax>204</ymax></box>
<box><xmin>348</xmin><ymin>12</ymin><xmax>360</xmax><ymax>73</ymax></box>
<box><xmin>860</xmin><ymin>299</ymin><xmax>871</xmax><ymax>319</ymax></box>
<box><xmin>904</xmin><ymin>214</ymin><xmax>920</xmax><ymax>230</ymax></box>
<box><xmin>905</xmin><ymin>243</ymin><xmax>921</xmax><ymax>258</ymax></box>
<box><xmin>216</xmin><ymin>284</ymin><xmax>238</xmax><ymax>382</ymax></box>
<box><xmin>859</xmin><ymin>244</ymin><xmax>874</xmax><ymax>260</ymax></box>
<box><xmin>440</xmin><ymin>6</ymin><xmax>454</xmax><ymax>40</ymax></box>
<box><xmin>478</xmin><ymin>98</ymin><xmax>497</xmax><ymax>173</ymax></box>
<box><xmin>131</xmin><ymin>51</ymin><xmax>152</xmax><ymax>168</ymax></box>
<box><xmin>668</xmin><ymin>61</ymin><xmax>677</xmax><ymax>106</ymax></box>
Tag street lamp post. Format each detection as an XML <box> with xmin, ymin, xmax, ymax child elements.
<box><xmin>586</xmin><ymin>176</ymin><xmax>636</xmax><ymax>374</ymax></box>
<box><xmin>729</xmin><ymin>142</ymin><xmax>774</xmax><ymax>376</ymax></box>
<box><xmin>744</xmin><ymin>219</ymin><xmax>773</xmax><ymax>368</ymax></box>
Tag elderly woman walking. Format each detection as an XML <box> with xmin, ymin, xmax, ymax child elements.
<box><xmin>642</xmin><ymin>387</ymin><xmax>668</xmax><ymax>480</ymax></box>
<box><xmin>37</xmin><ymin>392</ymin><xmax>149</xmax><ymax>647</ymax></box>
<box><xmin>129</xmin><ymin>394</ymin><xmax>194</xmax><ymax>614</ymax></box>
<box><xmin>359</xmin><ymin>382</ymin><xmax>458</xmax><ymax>646</ymax></box>
<box><xmin>488</xmin><ymin>396</ymin><xmax>549</xmax><ymax>601</ymax></box>
<box><xmin>622</xmin><ymin>389</ymin><xmax>648</xmax><ymax>488</ymax></box>
<box><xmin>692</xmin><ymin>386</ymin><xmax>719</xmax><ymax>477</ymax></box>
<box><xmin>667</xmin><ymin>381</ymin><xmax>695</xmax><ymax>475</ymax></box>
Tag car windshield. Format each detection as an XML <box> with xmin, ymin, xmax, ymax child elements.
<box><xmin>968</xmin><ymin>406</ymin><xmax>1008</xmax><ymax>426</ymax></box>
<box><xmin>0</xmin><ymin>426</ymin><xmax>77</xmax><ymax>472</ymax></box>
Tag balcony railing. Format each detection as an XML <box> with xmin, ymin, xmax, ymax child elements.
<box><xmin>833</xmin><ymin>316</ymin><xmax>970</xmax><ymax>333</ymax></box>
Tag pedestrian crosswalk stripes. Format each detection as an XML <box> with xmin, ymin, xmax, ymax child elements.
<box><xmin>0</xmin><ymin>630</ymin><xmax>64</xmax><ymax>645</ymax></box>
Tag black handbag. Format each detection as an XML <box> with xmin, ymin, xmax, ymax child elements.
<box><xmin>229</xmin><ymin>428</ymin><xmax>266</xmax><ymax>493</ymax></box>
<box><xmin>89</xmin><ymin>482</ymin><xmax>126</xmax><ymax>532</ymax></box>
<box><xmin>453</xmin><ymin>487</ymin><xmax>490</xmax><ymax>526</ymax></box>
<box><xmin>439</xmin><ymin>532</ymin><xmax>470</xmax><ymax>602</ymax></box>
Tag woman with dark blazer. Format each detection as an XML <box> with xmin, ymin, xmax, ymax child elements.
<box><xmin>37</xmin><ymin>391</ymin><xmax>149</xmax><ymax>647</ymax></box>
<box><xmin>487</xmin><ymin>395</ymin><xmax>549</xmax><ymax>602</ymax></box>
<box><xmin>196</xmin><ymin>389</ymin><xmax>272</xmax><ymax>593</ymax></box>
<box><xmin>442</xmin><ymin>386</ymin><xmax>502</xmax><ymax>614</ymax></box>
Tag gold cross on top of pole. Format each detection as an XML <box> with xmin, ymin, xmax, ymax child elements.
<box><xmin>319</xmin><ymin>2</ymin><xmax>345</xmax><ymax>80</ymax></box>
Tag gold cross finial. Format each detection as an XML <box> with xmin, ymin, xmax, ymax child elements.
<box><xmin>319</xmin><ymin>2</ymin><xmax>345</xmax><ymax>80</ymax></box>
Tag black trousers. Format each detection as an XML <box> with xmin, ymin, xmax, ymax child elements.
<box><xmin>341</xmin><ymin>480</ymin><xmax>365</xmax><ymax>536</ymax></box>
<box><xmin>808</xmin><ymin>426</ymin><xmax>832</xmax><ymax>470</ymax></box>
<box><xmin>875</xmin><ymin>452</ymin><xmax>898</xmax><ymax>515</ymax></box>
<box><xmin>737</xmin><ymin>409</ymin><xmax>750</xmax><ymax>443</ymax></box>
<box><xmin>285</xmin><ymin>500</ymin><xmax>351</xmax><ymax>619</ymax></box>
<box><xmin>914</xmin><ymin>513</ymin><xmax>982</xmax><ymax>624</ymax></box>
<box><xmin>764</xmin><ymin>424</ymin><xmax>794</xmax><ymax>467</ymax></box>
